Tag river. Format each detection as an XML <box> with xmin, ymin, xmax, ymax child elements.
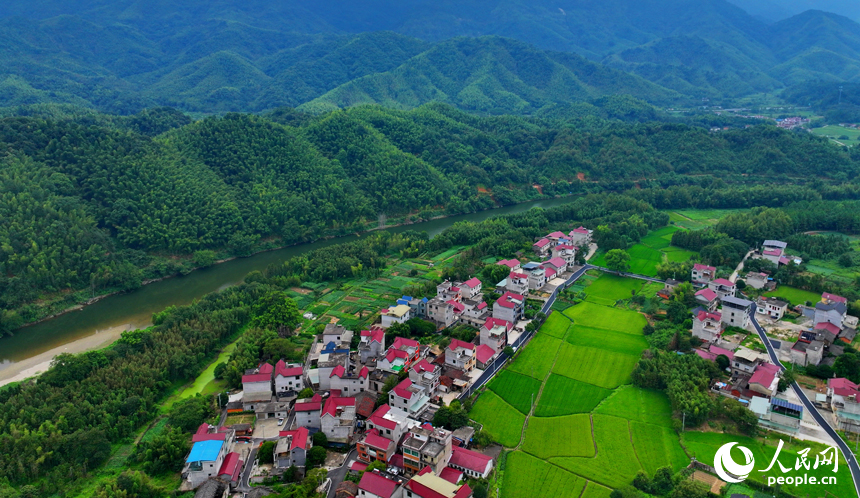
<box><xmin>0</xmin><ymin>197</ymin><xmax>575</xmax><ymax>384</ymax></box>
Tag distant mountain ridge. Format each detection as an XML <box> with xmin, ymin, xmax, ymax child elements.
<box><xmin>0</xmin><ymin>0</ymin><xmax>858</xmax><ymax>113</ymax></box>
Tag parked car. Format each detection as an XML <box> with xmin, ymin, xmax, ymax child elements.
<box><xmin>278</xmin><ymin>418</ymin><xmax>285</xmax><ymax>426</ymax></box>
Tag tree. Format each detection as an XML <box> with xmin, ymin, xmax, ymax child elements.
<box><xmin>135</xmin><ymin>427</ymin><xmax>189</xmax><ymax>474</ymax></box>
<box><xmin>839</xmin><ymin>253</ymin><xmax>854</xmax><ymax>268</ymax></box>
<box><xmin>253</xmin><ymin>291</ymin><xmax>301</xmax><ymax>335</ymax></box>
<box><xmin>778</xmin><ymin>368</ymin><xmax>795</xmax><ymax>393</ymax></box>
<box><xmin>632</xmin><ymin>470</ymin><xmax>651</xmax><ymax>493</ymax></box>
<box><xmin>259</xmin><ymin>441</ymin><xmax>275</xmax><ymax>464</ymax></box>
<box><xmin>651</xmin><ymin>466</ymin><xmax>673</xmax><ymax>495</ymax></box>
<box><xmin>167</xmin><ymin>395</ymin><xmax>213</xmax><ymax>432</ymax></box>
<box><xmin>604</xmin><ymin>249</ymin><xmax>631</xmax><ymax>272</ymax></box>
<box><xmin>472</xmin><ymin>484</ymin><xmax>488</xmax><ymax>498</ymax></box>
<box><xmin>671</xmin><ymin>282</ymin><xmax>696</xmax><ymax>307</ymax></box>
<box><xmin>366</xmin><ymin>460</ymin><xmax>387</xmax><ymax>473</ymax></box>
<box><xmin>194</xmin><ymin>250</ymin><xmax>217</xmax><ymax>267</ymax></box>
<box><xmin>283</xmin><ymin>465</ymin><xmax>299</xmax><ymax>483</ymax></box>
<box><xmin>312</xmin><ymin>431</ymin><xmax>329</xmax><ymax>448</ymax></box>
<box><xmin>716</xmin><ymin>354</ymin><xmax>730</xmax><ymax>371</ymax></box>
<box><xmin>298</xmin><ymin>387</ymin><xmax>315</xmax><ymax>399</ymax></box>
<box><xmin>503</xmin><ymin>346</ymin><xmax>515</xmax><ymax>357</ymax></box>
<box><xmin>668</xmin><ymin>479</ymin><xmax>709</xmax><ymax>498</ymax></box>
<box><xmin>307</xmin><ymin>446</ymin><xmax>327</xmax><ymax>468</ymax></box>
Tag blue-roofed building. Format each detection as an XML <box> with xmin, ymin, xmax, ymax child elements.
<box><xmin>748</xmin><ymin>396</ymin><xmax>803</xmax><ymax>435</ymax></box>
<box><xmin>183</xmin><ymin>440</ymin><xmax>227</xmax><ymax>488</ymax></box>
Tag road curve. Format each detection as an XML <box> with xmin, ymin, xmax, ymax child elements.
<box><xmin>749</xmin><ymin>310</ymin><xmax>860</xmax><ymax>497</ymax></box>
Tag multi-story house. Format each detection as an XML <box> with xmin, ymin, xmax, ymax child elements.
<box><xmin>389</xmin><ymin>378</ymin><xmax>430</xmax><ymax>417</ymax></box>
<box><xmin>459</xmin><ymin>299</ymin><xmax>489</xmax><ymax>329</ymax></box>
<box><xmin>320</xmin><ymin>396</ymin><xmax>356</xmax><ymax>444</ymax></box>
<box><xmin>532</xmin><ymin>238</ymin><xmax>551</xmax><ymax>258</ymax></box>
<box><xmin>551</xmin><ymin>244</ymin><xmax>577</xmax><ymax>267</ymax></box>
<box><xmin>694</xmin><ymin>288</ymin><xmax>719</xmax><ymax>311</ymax></box>
<box><xmin>404</xmin><ymin>468</ymin><xmax>472</xmax><ymax>498</ymax></box>
<box><xmin>721</xmin><ymin>296</ymin><xmax>753</xmax><ymax>329</ymax></box>
<box><xmin>408</xmin><ymin>359</ymin><xmax>440</xmax><ymax>397</ymax></box>
<box><xmin>358</xmin><ymin>471</ymin><xmax>403</xmax><ymax>498</ymax></box>
<box><xmin>329</xmin><ymin>364</ymin><xmax>370</xmax><ymax>395</ymax></box>
<box><xmin>400</xmin><ymin>426</ymin><xmax>453</xmax><ymax>476</ymax></box>
<box><xmin>275</xmin><ymin>427</ymin><xmax>310</xmax><ymax>469</ymax></box>
<box><xmin>356</xmin><ymin>428</ymin><xmax>397</xmax><ymax>466</ymax></box>
<box><xmin>492</xmin><ymin>292</ymin><xmax>525</xmax><ymax>324</ymax></box>
<box><xmin>183</xmin><ymin>439</ymin><xmax>229</xmax><ymax>488</ymax></box>
<box><xmin>366</xmin><ymin>403</ymin><xmax>419</xmax><ymax>444</ymax></box>
<box><xmin>294</xmin><ymin>393</ymin><xmax>323</xmax><ymax>430</ymax></box>
<box><xmin>522</xmin><ymin>262</ymin><xmax>547</xmax><ymax>290</ymax></box>
<box><xmin>405</xmin><ymin>296</ymin><xmax>429</xmax><ymax>320</ymax></box>
<box><xmin>445</xmin><ymin>339</ymin><xmax>476</xmax><ymax>372</ymax></box>
<box><xmin>568</xmin><ymin>226</ymin><xmax>592</xmax><ymax>248</ymax></box>
<box><xmin>756</xmin><ymin>297</ymin><xmax>788</xmax><ymax>320</ymax></box>
<box><xmin>828</xmin><ymin>378</ymin><xmax>860</xmax><ymax>434</ymax></box>
<box><xmin>761</xmin><ymin>240</ymin><xmax>787</xmax><ymax>265</ymax></box>
<box><xmin>708</xmin><ymin>278</ymin><xmax>736</xmax><ymax>300</ymax></box>
<box><xmin>815</xmin><ymin>293</ymin><xmax>848</xmax><ymax>329</ymax></box>
<box><xmin>322</xmin><ymin>323</ymin><xmax>352</xmax><ymax>348</ymax></box>
<box><xmin>360</xmin><ymin>328</ymin><xmax>386</xmax><ymax>363</ymax></box>
<box><xmin>427</xmin><ymin>297</ymin><xmax>457</xmax><ymax>328</ymax></box>
<box><xmin>731</xmin><ymin>347</ymin><xmax>762</xmax><ymax>377</ymax></box>
<box><xmin>377</xmin><ymin>337</ymin><xmax>421</xmax><ymax>374</ymax></box>
<box><xmin>480</xmin><ymin>318</ymin><xmax>511</xmax><ymax>352</ymax></box>
<box><xmin>242</xmin><ymin>362</ymin><xmax>274</xmax><ymax>410</ymax></box>
<box><xmin>381</xmin><ymin>304</ymin><xmax>412</xmax><ymax>328</ymax></box>
<box><xmin>448</xmin><ymin>446</ymin><xmax>494</xmax><ymax>479</ymax></box>
<box><xmin>503</xmin><ymin>271</ymin><xmax>529</xmax><ymax>296</ymax></box>
<box><xmin>692</xmin><ymin>310</ymin><xmax>723</xmax><ymax>343</ymax></box>
<box><xmin>460</xmin><ymin>277</ymin><xmax>482</xmax><ymax>299</ymax></box>
<box><xmin>691</xmin><ymin>263</ymin><xmax>716</xmax><ymax>284</ymax></box>
<box><xmin>274</xmin><ymin>360</ymin><xmax>304</xmax><ymax>395</ymax></box>
<box><xmin>748</xmin><ymin>362</ymin><xmax>780</xmax><ymax>397</ymax></box>
<box><xmin>496</xmin><ymin>259</ymin><xmax>521</xmax><ymax>272</ymax></box>
<box><xmin>541</xmin><ymin>256</ymin><xmax>567</xmax><ymax>275</ymax></box>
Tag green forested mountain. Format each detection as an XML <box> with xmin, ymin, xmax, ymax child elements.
<box><xmin>0</xmin><ymin>0</ymin><xmax>859</xmax><ymax>113</ymax></box>
<box><xmin>1</xmin><ymin>103</ymin><xmax>859</xmax><ymax>332</ymax></box>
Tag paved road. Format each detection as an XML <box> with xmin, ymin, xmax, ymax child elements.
<box><xmin>326</xmin><ymin>448</ymin><xmax>357</xmax><ymax>498</ymax></box>
<box><xmin>729</xmin><ymin>249</ymin><xmax>754</xmax><ymax>283</ymax></box>
<box><xmin>749</xmin><ymin>310</ymin><xmax>860</xmax><ymax>497</ymax></box>
<box><xmin>586</xmin><ymin>265</ymin><xmax>664</xmax><ymax>284</ymax></box>
<box><xmin>238</xmin><ymin>445</ymin><xmax>259</xmax><ymax>492</ymax></box>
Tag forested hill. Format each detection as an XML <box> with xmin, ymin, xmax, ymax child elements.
<box><xmin>0</xmin><ymin>0</ymin><xmax>859</xmax><ymax>113</ymax></box>
<box><xmin>1</xmin><ymin>103</ymin><xmax>860</xmax><ymax>333</ymax></box>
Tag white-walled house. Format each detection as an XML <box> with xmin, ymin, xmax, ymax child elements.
<box><xmin>274</xmin><ymin>360</ymin><xmax>304</xmax><ymax>394</ymax></box>
<box><xmin>445</xmin><ymin>339</ymin><xmax>476</xmax><ymax>372</ymax></box>
<box><xmin>493</xmin><ymin>291</ymin><xmax>525</xmax><ymax>324</ymax></box>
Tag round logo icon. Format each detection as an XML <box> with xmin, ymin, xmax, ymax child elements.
<box><xmin>714</xmin><ymin>442</ymin><xmax>755</xmax><ymax>483</ymax></box>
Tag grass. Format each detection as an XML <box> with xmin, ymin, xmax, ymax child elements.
<box><xmin>535</xmin><ymin>375</ymin><xmax>612</xmax><ymax>417</ymax></box>
<box><xmin>594</xmin><ymin>386</ymin><xmax>674</xmax><ymax>428</ymax></box>
<box><xmin>630</xmin><ymin>421</ymin><xmax>689</xmax><ymax>476</ymax></box>
<box><xmin>541</xmin><ymin>312</ymin><xmax>572</xmax><ymax>339</ymax></box>
<box><xmin>563</xmin><ymin>302</ymin><xmax>647</xmax><ymax>336</ymax></box>
<box><xmin>487</xmin><ymin>370</ymin><xmax>542</xmax><ymax>415</ymax></box>
<box><xmin>551</xmin><ymin>415</ymin><xmax>643</xmax><ymax>489</ymax></box>
<box><xmin>469</xmin><ymin>391</ymin><xmax>527</xmax><ymax>448</ymax></box>
<box><xmin>523</xmin><ymin>414</ymin><xmax>595</xmax><ymax>459</ymax></box>
<box><xmin>504</xmin><ymin>451</ymin><xmax>587</xmax><ymax>498</ymax></box>
<box><xmin>508</xmin><ymin>334</ymin><xmax>562</xmax><ymax>380</ymax></box>
<box><xmin>565</xmin><ymin>324</ymin><xmax>649</xmax><ymax>357</ymax></box>
<box><xmin>764</xmin><ymin>286</ymin><xmax>820</xmax><ymax>306</ymax></box>
<box><xmin>553</xmin><ymin>344</ymin><xmax>638</xmax><ymax>389</ymax></box>
<box><xmin>811</xmin><ymin>125</ymin><xmax>860</xmax><ymax>143</ymax></box>
<box><xmin>681</xmin><ymin>432</ymin><xmax>857</xmax><ymax>498</ymax></box>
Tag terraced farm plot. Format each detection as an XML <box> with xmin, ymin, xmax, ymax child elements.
<box><xmin>504</xmin><ymin>452</ymin><xmax>587</xmax><ymax>498</ymax></box>
<box><xmin>487</xmin><ymin>370</ymin><xmax>542</xmax><ymax>414</ymax></box>
<box><xmin>508</xmin><ymin>334</ymin><xmax>562</xmax><ymax>380</ymax></box>
<box><xmin>553</xmin><ymin>344</ymin><xmax>638</xmax><ymax>389</ymax></box>
<box><xmin>566</xmin><ymin>325</ymin><xmax>649</xmax><ymax>357</ymax></box>
<box><xmin>630</xmin><ymin>421</ymin><xmax>688</xmax><ymax>476</ymax></box>
<box><xmin>594</xmin><ymin>386</ymin><xmax>674</xmax><ymax>427</ymax></box>
<box><xmin>582</xmin><ymin>274</ymin><xmax>643</xmax><ymax>303</ymax></box>
<box><xmin>469</xmin><ymin>391</ymin><xmax>526</xmax><ymax>448</ymax></box>
<box><xmin>535</xmin><ymin>375</ymin><xmax>611</xmax><ymax>417</ymax></box>
<box><xmin>563</xmin><ymin>302</ymin><xmax>646</xmax><ymax>335</ymax></box>
<box><xmin>523</xmin><ymin>414</ymin><xmax>595</xmax><ymax>459</ymax></box>
<box><xmin>541</xmin><ymin>312</ymin><xmax>572</xmax><ymax>339</ymax></box>
<box><xmin>682</xmin><ymin>432</ymin><xmax>858</xmax><ymax>498</ymax></box>
<box><xmin>581</xmin><ymin>483</ymin><xmax>614</xmax><ymax>498</ymax></box>
<box><xmin>551</xmin><ymin>415</ymin><xmax>643</xmax><ymax>489</ymax></box>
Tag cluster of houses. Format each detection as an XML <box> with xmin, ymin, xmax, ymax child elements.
<box><xmin>825</xmin><ymin>377</ymin><xmax>860</xmax><ymax>435</ymax></box>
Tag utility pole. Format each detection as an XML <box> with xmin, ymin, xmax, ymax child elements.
<box><xmin>682</xmin><ymin>412</ymin><xmax>686</xmax><ymax>431</ymax></box>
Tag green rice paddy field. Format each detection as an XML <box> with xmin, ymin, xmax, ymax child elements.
<box><xmin>589</xmin><ymin>225</ymin><xmax>697</xmax><ymax>277</ymax></box>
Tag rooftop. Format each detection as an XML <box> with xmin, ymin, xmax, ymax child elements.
<box><xmin>359</xmin><ymin>471</ymin><xmax>400</xmax><ymax>498</ymax></box>
<box><xmin>187</xmin><ymin>440</ymin><xmax>224</xmax><ymax>463</ymax></box>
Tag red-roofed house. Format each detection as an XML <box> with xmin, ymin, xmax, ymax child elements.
<box><xmin>533</xmin><ymin>238</ymin><xmax>551</xmax><ymax>258</ymax></box>
<box><xmin>360</xmin><ymin>329</ymin><xmax>386</xmax><ymax>362</ymax></box>
<box><xmin>828</xmin><ymin>378</ymin><xmax>860</xmax><ymax>433</ymax></box>
<box><xmin>708</xmin><ymin>278</ymin><xmax>736</xmax><ymax>300</ymax></box>
<box><xmin>242</xmin><ymin>362</ymin><xmax>274</xmax><ymax>410</ymax></box>
<box><xmin>275</xmin><ymin>359</ymin><xmax>304</xmax><ymax>394</ymax></box>
<box><xmin>389</xmin><ymin>378</ymin><xmax>430</xmax><ymax>416</ymax></box>
<box><xmin>439</xmin><ymin>467</ymin><xmax>463</xmax><ymax>484</ymax></box>
<box><xmin>480</xmin><ymin>317</ymin><xmax>511</xmax><ymax>352</ymax></box>
<box><xmin>359</xmin><ymin>471</ymin><xmax>402</xmax><ymax>498</ymax></box>
<box><xmin>357</xmin><ymin>428</ymin><xmax>397</xmax><ymax>465</ymax></box>
<box><xmin>551</xmin><ymin>243</ymin><xmax>576</xmax><ymax>266</ymax></box>
<box><xmin>193</xmin><ymin>424</ymin><xmax>231</xmax><ymax>443</ymax></box>
<box><xmin>275</xmin><ymin>427</ymin><xmax>310</xmax><ymax>468</ymax></box>
<box><xmin>475</xmin><ymin>344</ymin><xmax>497</xmax><ymax>369</ymax></box>
<box><xmin>541</xmin><ymin>256</ymin><xmax>567</xmax><ymax>274</ymax></box>
<box><xmin>692</xmin><ymin>263</ymin><xmax>716</xmax><ymax>284</ymax></box>
<box><xmin>749</xmin><ymin>362</ymin><xmax>780</xmax><ymax>397</ymax></box>
<box><xmin>329</xmin><ymin>363</ymin><xmax>370</xmax><ymax>395</ymax></box>
<box><xmin>823</xmin><ymin>292</ymin><xmax>848</xmax><ymax>305</ymax></box>
<box><xmin>492</xmin><ymin>291</ymin><xmax>525</xmax><ymax>324</ymax></box>
<box><xmin>409</xmin><ymin>359</ymin><xmax>441</xmax><ymax>395</ymax></box>
<box><xmin>460</xmin><ymin>278</ymin><xmax>482</xmax><ymax>299</ymax></box>
<box><xmin>496</xmin><ymin>259</ymin><xmax>521</xmax><ymax>271</ymax></box>
<box><xmin>366</xmin><ymin>404</ymin><xmax>417</xmax><ymax>443</ymax></box>
<box><xmin>695</xmin><ymin>288</ymin><xmax>719</xmax><ymax>311</ymax></box>
<box><xmin>693</xmin><ymin>310</ymin><xmax>723</xmax><ymax>343</ymax></box>
<box><xmin>378</xmin><ymin>337</ymin><xmax>421</xmax><ymax>374</ymax></box>
<box><xmin>217</xmin><ymin>452</ymin><xmax>244</xmax><ymax>488</ymax></box>
<box><xmin>546</xmin><ymin>231</ymin><xmax>566</xmax><ymax>241</ymax></box>
<box><xmin>446</xmin><ymin>339</ymin><xmax>476</xmax><ymax>372</ymax></box>
<box><xmin>294</xmin><ymin>393</ymin><xmax>323</xmax><ymax>430</ymax></box>
<box><xmin>695</xmin><ymin>345</ymin><xmax>734</xmax><ymax>363</ymax></box>
<box><xmin>569</xmin><ymin>226</ymin><xmax>593</xmax><ymax>247</ymax></box>
<box><xmin>448</xmin><ymin>446</ymin><xmax>494</xmax><ymax>479</ymax></box>
<box><xmin>502</xmin><ymin>271</ymin><xmax>529</xmax><ymax>296</ymax></box>
<box><xmin>405</xmin><ymin>471</ymin><xmax>471</xmax><ymax>498</ymax></box>
<box><xmin>321</xmin><ymin>397</ymin><xmax>356</xmax><ymax>444</ymax></box>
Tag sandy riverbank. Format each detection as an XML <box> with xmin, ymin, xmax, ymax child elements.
<box><xmin>0</xmin><ymin>324</ymin><xmax>130</xmax><ymax>386</ymax></box>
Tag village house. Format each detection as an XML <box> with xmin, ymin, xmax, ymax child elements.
<box><xmin>459</xmin><ymin>299</ymin><xmax>489</xmax><ymax>329</ymax></box>
<box><xmin>748</xmin><ymin>362</ymin><xmax>780</xmax><ymax>397</ymax></box>
<box><xmin>294</xmin><ymin>394</ymin><xmax>323</xmax><ymax>430</ymax></box>
<box><xmin>475</xmin><ymin>344</ymin><xmax>497</xmax><ymax>370</ymax></box>
<box><xmin>366</xmin><ymin>403</ymin><xmax>420</xmax><ymax>444</ymax></box>
<box><xmin>532</xmin><ymin>238</ymin><xmax>551</xmax><ymax>258</ymax></box>
<box><xmin>827</xmin><ymin>378</ymin><xmax>860</xmax><ymax>434</ymax></box>
<box><xmin>691</xmin><ymin>263</ymin><xmax>716</xmax><ymax>284</ymax></box>
<box><xmin>496</xmin><ymin>258</ymin><xmax>521</xmax><ymax>272</ymax></box>
<box><xmin>541</xmin><ymin>256</ymin><xmax>567</xmax><ymax>275</ymax></box>
<box><xmin>708</xmin><ymin>278</ymin><xmax>736</xmax><ymax>300</ymax></box>
<box><xmin>405</xmin><ymin>296</ymin><xmax>429</xmax><ymax>320</ymax></box>
<box><xmin>329</xmin><ymin>364</ymin><xmax>370</xmax><ymax>395</ymax></box>
<box><xmin>459</xmin><ymin>277</ymin><xmax>482</xmax><ymax>300</ymax></box>
<box><xmin>744</xmin><ymin>272</ymin><xmax>771</xmax><ymax>290</ymax></box>
<box><xmin>721</xmin><ymin>296</ymin><xmax>753</xmax><ymax>329</ymax></box>
<box><xmin>360</xmin><ymin>328</ymin><xmax>386</xmax><ymax>363</ymax></box>
<box><xmin>313</xmin><ymin>351</ymin><xmax>350</xmax><ymax>390</ymax></box>
<box><xmin>408</xmin><ymin>359</ymin><xmax>441</xmax><ymax>396</ymax></box>
<box><xmin>694</xmin><ymin>288</ymin><xmax>719</xmax><ymax>311</ymax></box>
<box><xmin>694</xmin><ymin>344</ymin><xmax>735</xmax><ymax>363</ymax></box>
<box><xmin>551</xmin><ymin>244</ymin><xmax>576</xmax><ymax>266</ymax></box>
<box><xmin>242</xmin><ymin>363</ymin><xmax>274</xmax><ymax>411</ymax></box>
<box><xmin>732</xmin><ymin>347</ymin><xmax>763</xmax><ymax>377</ymax></box>
<box><xmin>568</xmin><ymin>226</ymin><xmax>592</xmax><ymax>248</ymax></box>
<box><xmin>522</xmin><ymin>262</ymin><xmax>547</xmax><ymax>290</ymax></box>
<box><xmin>658</xmin><ymin>278</ymin><xmax>679</xmax><ymax>299</ymax></box>
<box><xmin>274</xmin><ymin>360</ymin><xmax>304</xmax><ymax>395</ymax></box>
<box><xmin>756</xmin><ymin>297</ymin><xmax>788</xmax><ymax>320</ymax></box>
<box><xmin>748</xmin><ymin>396</ymin><xmax>803</xmax><ymax>434</ymax></box>
<box><xmin>320</xmin><ymin>396</ymin><xmax>356</xmax><ymax>444</ymax></box>
<box><xmin>215</xmin><ymin>452</ymin><xmax>244</xmax><ymax>491</ymax></box>
<box><xmin>401</xmin><ymin>426</ymin><xmax>453</xmax><ymax>476</ymax></box>
<box><xmin>446</xmin><ymin>339</ymin><xmax>476</xmax><ymax>372</ymax></box>
<box><xmin>403</xmin><ymin>467</ymin><xmax>472</xmax><ymax>498</ymax></box>
<box><xmin>492</xmin><ymin>291</ymin><xmax>525</xmax><ymax>324</ymax></box>
<box><xmin>545</xmin><ymin>231</ymin><xmax>567</xmax><ymax>243</ymax></box>
<box><xmin>426</xmin><ymin>297</ymin><xmax>457</xmax><ymax>328</ymax></box>
<box><xmin>323</xmin><ymin>323</ymin><xmax>353</xmax><ymax>348</ymax></box>
<box><xmin>815</xmin><ymin>292</ymin><xmax>848</xmax><ymax>329</ymax></box>
<box><xmin>381</xmin><ymin>305</ymin><xmax>412</xmax><ymax>328</ymax></box>
<box><xmin>183</xmin><ymin>439</ymin><xmax>230</xmax><ymax>488</ymax></box>
<box><xmin>390</xmin><ymin>378</ymin><xmax>431</xmax><ymax>416</ymax></box>
<box><xmin>275</xmin><ymin>427</ymin><xmax>310</xmax><ymax>469</ymax></box>
<box><xmin>436</xmin><ymin>280</ymin><xmax>461</xmax><ymax>301</ymax></box>
<box><xmin>448</xmin><ymin>446</ymin><xmax>494</xmax><ymax>479</ymax></box>
<box><xmin>377</xmin><ymin>337</ymin><xmax>421</xmax><ymax>374</ymax></box>
<box><xmin>358</xmin><ymin>471</ymin><xmax>403</xmax><ymax>498</ymax></box>
<box><xmin>254</xmin><ymin>400</ymin><xmax>289</xmax><ymax>421</ymax></box>
<box><xmin>761</xmin><ymin>240</ymin><xmax>787</xmax><ymax>265</ymax></box>
<box><xmin>480</xmin><ymin>317</ymin><xmax>511</xmax><ymax>352</ymax></box>
<box><xmin>692</xmin><ymin>310</ymin><xmax>723</xmax><ymax>343</ymax></box>
<box><xmin>790</xmin><ymin>335</ymin><xmax>824</xmax><ymax>367</ymax></box>
<box><xmin>499</xmin><ymin>271</ymin><xmax>529</xmax><ymax>296</ymax></box>
<box><xmin>356</xmin><ymin>428</ymin><xmax>397</xmax><ymax>466</ymax></box>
